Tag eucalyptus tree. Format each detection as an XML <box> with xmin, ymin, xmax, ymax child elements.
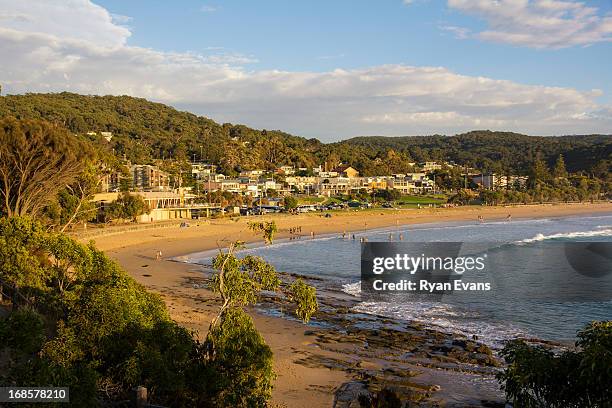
<box><xmin>203</xmin><ymin>220</ymin><xmax>318</xmax><ymax>406</ymax></box>
<box><xmin>0</xmin><ymin>117</ymin><xmax>89</xmax><ymax>218</ymax></box>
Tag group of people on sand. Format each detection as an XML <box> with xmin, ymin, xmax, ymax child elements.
<box><xmin>288</xmin><ymin>226</ymin><xmax>303</xmax><ymax>241</ymax></box>
<box><xmin>155</xmin><ymin>213</ymin><xmax>513</xmax><ymax>260</ymax></box>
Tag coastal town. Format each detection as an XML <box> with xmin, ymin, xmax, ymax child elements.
<box><xmin>1</xmin><ymin>0</ymin><xmax>611</xmax><ymax>403</ymax></box>
<box><xmin>1</xmin><ymin>93</ymin><xmax>609</xmax><ymax>407</ymax></box>
<box><xmin>93</xmin><ymin>146</ymin><xmax>533</xmax><ymax>224</ymax></box>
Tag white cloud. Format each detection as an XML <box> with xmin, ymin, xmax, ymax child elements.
<box><xmin>110</xmin><ymin>13</ymin><xmax>133</xmax><ymax>25</ymax></box>
<box><xmin>316</xmin><ymin>53</ymin><xmax>346</xmax><ymax>60</ymax></box>
<box><xmin>0</xmin><ymin>0</ymin><xmax>610</xmax><ymax>139</ymax></box>
<box><xmin>204</xmin><ymin>52</ymin><xmax>258</xmax><ymax>64</ymax></box>
<box><xmin>0</xmin><ymin>0</ymin><xmax>130</xmax><ymax>47</ymax></box>
<box><xmin>200</xmin><ymin>5</ymin><xmax>218</xmax><ymax>13</ymax></box>
<box><xmin>439</xmin><ymin>25</ymin><xmax>471</xmax><ymax>39</ymax></box>
<box><xmin>447</xmin><ymin>0</ymin><xmax>612</xmax><ymax>49</ymax></box>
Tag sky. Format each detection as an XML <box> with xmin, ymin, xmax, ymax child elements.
<box><xmin>0</xmin><ymin>0</ymin><xmax>611</xmax><ymax>141</ymax></box>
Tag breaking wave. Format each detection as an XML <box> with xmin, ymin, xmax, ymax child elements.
<box><xmin>516</xmin><ymin>228</ymin><xmax>612</xmax><ymax>244</ymax></box>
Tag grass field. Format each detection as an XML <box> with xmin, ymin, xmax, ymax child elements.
<box><xmin>297</xmin><ymin>196</ymin><xmax>343</xmax><ymax>205</ymax></box>
<box><xmin>395</xmin><ymin>195</ymin><xmax>447</xmax><ymax>208</ymax></box>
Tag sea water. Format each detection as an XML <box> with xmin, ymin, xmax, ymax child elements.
<box><xmin>181</xmin><ymin>213</ymin><xmax>612</xmax><ymax>347</ymax></box>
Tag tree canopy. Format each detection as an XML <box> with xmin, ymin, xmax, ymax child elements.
<box><xmin>497</xmin><ymin>321</ymin><xmax>612</xmax><ymax>407</ymax></box>
<box><xmin>1</xmin><ymin>93</ymin><xmax>609</xmax><ymax>177</ymax></box>
<box><xmin>0</xmin><ymin>217</ymin><xmax>312</xmax><ymax>407</ymax></box>
<box><xmin>0</xmin><ymin>117</ymin><xmax>91</xmax><ymax>218</ymax></box>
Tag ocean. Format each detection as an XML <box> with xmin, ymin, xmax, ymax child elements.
<box><xmin>179</xmin><ymin>213</ymin><xmax>612</xmax><ymax>348</ymax></box>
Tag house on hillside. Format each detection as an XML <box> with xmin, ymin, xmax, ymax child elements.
<box><xmin>421</xmin><ymin>162</ymin><xmax>442</xmax><ymax>172</ymax></box>
<box><xmin>332</xmin><ymin>165</ymin><xmax>360</xmax><ymax>178</ymax></box>
<box><xmin>276</xmin><ymin>165</ymin><xmax>295</xmax><ymax>175</ymax></box>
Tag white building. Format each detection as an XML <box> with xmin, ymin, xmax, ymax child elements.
<box><xmin>388</xmin><ymin>173</ymin><xmax>434</xmax><ymax>193</ymax></box>
<box><xmin>473</xmin><ymin>174</ymin><xmax>527</xmax><ymax>190</ymax></box>
<box><xmin>421</xmin><ymin>162</ymin><xmax>442</xmax><ymax>172</ymax></box>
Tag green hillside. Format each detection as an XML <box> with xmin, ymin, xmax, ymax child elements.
<box><xmin>0</xmin><ymin>92</ymin><xmax>609</xmax><ymax>177</ymax></box>
<box><xmin>0</xmin><ymin>92</ymin><xmax>322</xmax><ymax>175</ymax></box>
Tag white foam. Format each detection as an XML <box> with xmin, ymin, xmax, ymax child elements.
<box><xmin>352</xmin><ymin>301</ymin><xmax>526</xmax><ymax>348</ymax></box>
<box><xmin>516</xmin><ymin>228</ymin><xmax>612</xmax><ymax>244</ymax></box>
<box><xmin>342</xmin><ymin>281</ymin><xmax>361</xmax><ymax>296</ymax></box>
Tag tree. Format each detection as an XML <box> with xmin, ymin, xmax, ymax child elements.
<box><xmin>0</xmin><ymin>216</ymin><xmax>318</xmax><ymax>407</ymax></box>
<box><xmin>283</xmin><ymin>195</ymin><xmax>298</xmax><ymax>211</ymax></box>
<box><xmin>497</xmin><ymin>321</ymin><xmax>612</xmax><ymax>407</ymax></box>
<box><xmin>0</xmin><ymin>217</ymin><xmax>177</xmax><ymax>405</ymax></box>
<box><xmin>553</xmin><ymin>154</ymin><xmax>568</xmax><ymax>179</ymax></box>
<box><xmin>448</xmin><ymin>189</ymin><xmax>476</xmax><ymax>205</ymax></box>
<box><xmin>205</xmin><ymin>308</ymin><xmax>274</xmax><ymax>407</ymax></box>
<box><xmin>528</xmin><ymin>153</ymin><xmax>550</xmax><ymax>188</ymax></box>
<box><xmin>0</xmin><ymin>117</ymin><xmax>89</xmax><ymax>217</ymax></box>
<box><xmin>371</xmin><ymin>188</ymin><xmax>400</xmax><ymax>203</ymax></box>
<box><xmin>107</xmin><ymin>192</ymin><xmax>150</xmax><ymax>222</ymax></box>
<box><xmin>204</xmin><ymin>223</ymin><xmax>318</xmax><ymax>404</ymax></box>
<box><xmin>248</xmin><ymin>221</ymin><xmax>278</xmax><ymax>245</ymax></box>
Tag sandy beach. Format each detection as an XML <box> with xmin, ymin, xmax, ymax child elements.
<box><xmin>81</xmin><ymin>202</ymin><xmax>612</xmax><ymax>407</ymax></box>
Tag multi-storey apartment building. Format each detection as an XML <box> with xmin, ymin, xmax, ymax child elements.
<box><xmin>130</xmin><ymin>164</ymin><xmax>170</xmax><ymax>191</ymax></box>
<box><xmin>387</xmin><ymin>173</ymin><xmax>434</xmax><ymax>194</ymax></box>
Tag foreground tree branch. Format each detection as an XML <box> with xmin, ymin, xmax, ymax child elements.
<box><xmin>0</xmin><ymin>117</ymin><xmax>90</xmax><ymax>218</ymax></box>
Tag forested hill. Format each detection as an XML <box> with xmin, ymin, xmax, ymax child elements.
<box><xmin>0</xmin><ymin>92</ymin><xmax>323</xmax><ymax>174</ymax></box>
<box><xmin>340</xmin><ymin>132</ymin><xmax>612</xmax><ymax>175</ymax></box>
<box><xmin>0</xmin><ymin>92</ymin><xmax>610</xmax><ymax>176</ymax></box>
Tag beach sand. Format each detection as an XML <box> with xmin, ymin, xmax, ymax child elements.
<box><xmin>82</xmin><ymin>202</ymin><xmax>612</xmax><ymax>407</ymax></box>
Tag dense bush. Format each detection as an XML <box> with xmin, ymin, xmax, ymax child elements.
<box><xmin>497</xmin><ymin>321</ymin><xmax>612</xmax><ymax>407</ymax></box>
<box><xmin>0</xmin><ymin>216</ymin><xmax>290</xmax><ymax>407</ymax></box>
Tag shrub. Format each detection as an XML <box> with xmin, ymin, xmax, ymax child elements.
<box><xmin>497</xmin><ymin>321</ymin><xmax>612</xmax><ymax>407</ymax></box>
<box><xmin>205</xmin><ymin>308</ymin><xmax>274</xmax><ymax>407</ymax></box>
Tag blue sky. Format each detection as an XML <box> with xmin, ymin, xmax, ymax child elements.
<box><xmin>1</xmin><ymin>0</ymin><xmax>611</xmax><ymax>140</ymax></box>
<box><xmin>97</xmin><ymin>0</ymin><xmax>612</xmax><ymax>103</ymax></box>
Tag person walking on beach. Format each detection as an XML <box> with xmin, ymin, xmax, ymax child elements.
<box><xmin>156</xmin><ymin>250</ymin><xmax>162</xmax><ymax>261</ymax></box>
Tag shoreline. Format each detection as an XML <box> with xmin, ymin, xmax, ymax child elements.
<box><xmin>85</xmin><ymin>203</ymin><xmax>612</xmax><ymax>407</ymax></box>
<box><xmin>87</xmin><ymin>202</ymin><xmax>612</xmax><ymax>256</ymax></box>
